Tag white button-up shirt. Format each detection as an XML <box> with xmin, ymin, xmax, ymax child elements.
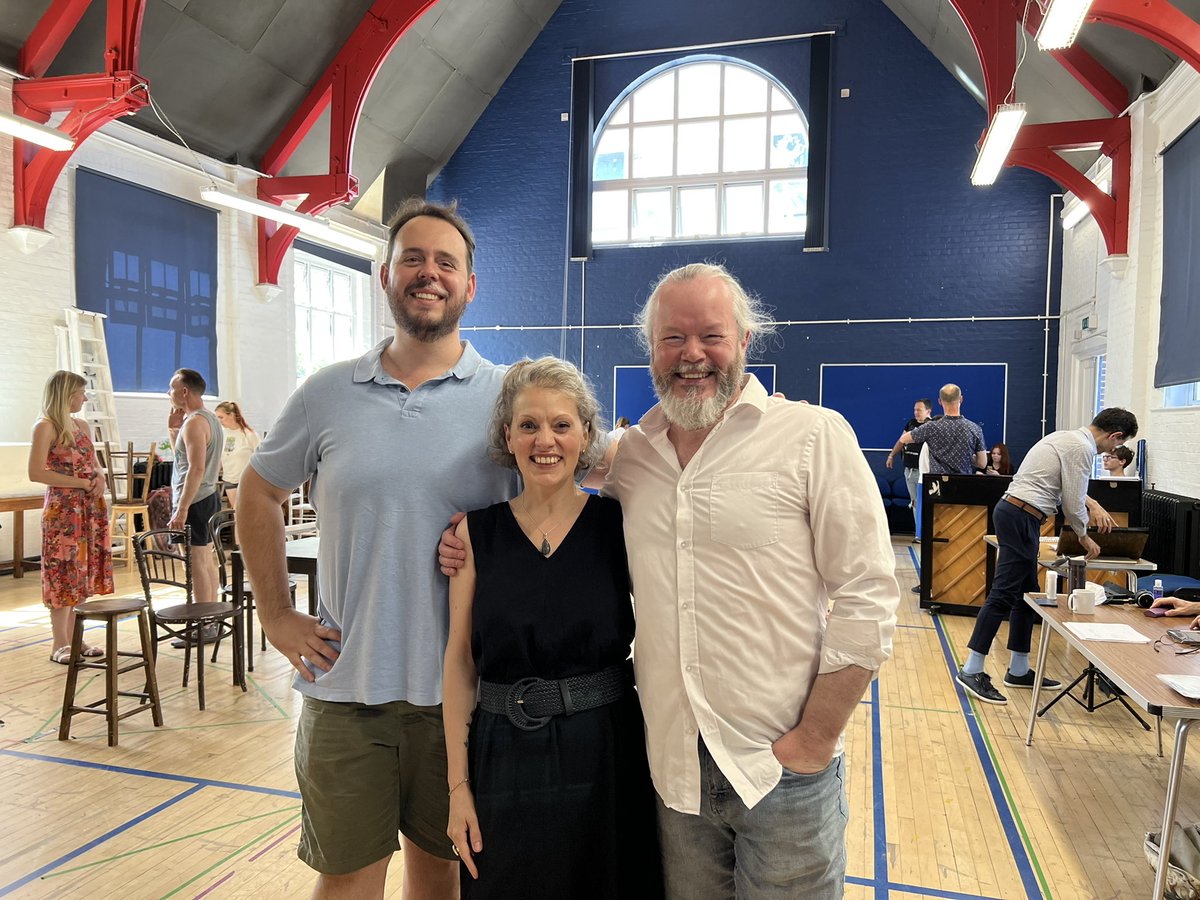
<box><xmin>604</xmin><ymin>376</ymin><xmax>900</xmax><ymax>812</ymax></box>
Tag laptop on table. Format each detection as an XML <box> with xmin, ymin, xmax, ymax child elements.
<box><xmin>1055</xmin><ymin>527</ymin><xmax>1150</xmax><ymax>559</ymax></box>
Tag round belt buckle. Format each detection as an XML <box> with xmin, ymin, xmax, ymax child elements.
<box><xmin>505</xmin><ymin>677</ymin><xmax>552</xmax><ymax>731</ymax></box>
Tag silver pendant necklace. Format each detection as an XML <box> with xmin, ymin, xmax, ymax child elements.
<box><xmin>516</xmin><ymin>494</ymin><xmax>567</xmax><ymax>557</ymax></box>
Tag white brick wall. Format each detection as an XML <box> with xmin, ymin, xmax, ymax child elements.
<box><xmin>1057</xmin><ymin>64</ymin><xmax>1200</xmax><ymax>498</ymax></box>
<box><xmin>0</xmin><ymin>76</ymin><xmax>384</xmax><ymax>561</ymax></box>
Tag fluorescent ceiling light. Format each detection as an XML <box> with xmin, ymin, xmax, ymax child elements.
<box><xmin>1037</xmin><ymin>0</ymin><xmax>1094</xmax><ymax>50</ymax></box>
<box><xmin>0</xmin><ymin>109</ymin><xmax>75</xmax><ymax>151</ymax></box>
<box><xmin>970</xmin><ymin>103</ymin><xmax>1027</xmax><ymax>186</ymax></box>
<box><xmin>200</xmin><ymin>186</ymin><xmax>376</xmax><ymax>258</ymax></box>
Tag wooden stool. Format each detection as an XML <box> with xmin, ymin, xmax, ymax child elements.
<box><xmin>58</xmin><ymin>597</ymin><xmax>164</xmax><ymax>747</ymax></box>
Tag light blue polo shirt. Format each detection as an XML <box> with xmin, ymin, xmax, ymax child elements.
<box><xmin>250</xmin><ymin>338</ymin><xmax>517</xmax><ymax>706</ymax></box>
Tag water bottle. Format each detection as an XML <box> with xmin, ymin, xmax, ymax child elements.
<box><xmin>1153</xmin><ymin>579</ymin><xmax>1164</xmax><ymax>601</ymax></box>
<box><xmin>1045</xmin><ymin>570</ymin><xmax>1058</xmax><ymax>600</ymax></box>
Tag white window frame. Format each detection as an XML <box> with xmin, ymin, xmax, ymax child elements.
<box><xmin>591</xmin><ymin>58</ymin><xmax>809</xmax><ymax>247</ymax></box>
<box><xmin>1162</xmin><ymin>381</ymin><xmax>1200</xmax><ymax>408</ymax></box>
<box><xmin>293</xmin><ymin>249</ymin><xmax>375</xmax><ymax>385</ymax></box>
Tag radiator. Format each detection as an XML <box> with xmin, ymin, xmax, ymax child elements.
<box><xmin>1142</xmin><ymin>489</ymin><xmax>1200</xmax><ymax>578</ymax></box>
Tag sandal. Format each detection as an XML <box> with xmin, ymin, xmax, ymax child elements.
<box><xmin>49</xmin><ymin>646</ymin><xmax>74</xmax><ymax>665</ymax></box>
<box><xmin>80</xmin><ymin>644</ymin><xmax>105</xmax><ymax>658</ymax></box>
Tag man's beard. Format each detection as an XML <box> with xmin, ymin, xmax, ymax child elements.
<box><xmin>652</xmin><ymin>352</ymin><xmax>745</xmax><ymax>432</ymax></box>
<box><xmin>386</xmin><ymin>279</ymin><xmax>467</xmax><ymax>343</ymax></box>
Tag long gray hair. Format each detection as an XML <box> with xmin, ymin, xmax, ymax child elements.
<box><xmin>635</xmin><ymin>262</ymin><xmax>777</xmax><ymax>356</ymax></box>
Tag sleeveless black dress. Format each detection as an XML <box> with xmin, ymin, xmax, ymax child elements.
<box><xmin>462</xmin><ymin>495</ymin><xmax>663</xmax><ymax>899</ymax></box>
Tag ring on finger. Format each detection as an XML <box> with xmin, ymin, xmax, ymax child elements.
<box><xmin>452</xmin><ymin>844</ymin><xmax>459</xmax><ymax>857</ymax></box>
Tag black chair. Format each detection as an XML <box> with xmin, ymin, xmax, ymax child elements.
<box><xmin>208</xmin><ymin>508</ymin><xmax>297</xmax><ymax>672</ymax></box>
<box><xmin>134</xmin><ymin>527</ymin><xmax>246</xmax><ymax>710</ymax></box>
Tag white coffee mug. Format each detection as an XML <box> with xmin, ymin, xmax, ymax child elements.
<box><xmin>1068</xmin><ymin>588</ymin><xmax>1097</xmax><ymax>615</ymax></box>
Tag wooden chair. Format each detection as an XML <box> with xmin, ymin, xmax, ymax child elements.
<box><xmin>58</xmin><ymin>596</ymin><xmax>163</xmax><ymax>746</ymax></box>
<box><xmin>286</xmin><ymin>479</ymin><xmax>317</xmax><ymax>534</ymax></box>
<box><xmin>134</xmin><ymin>527</ymin><xmax>246</xmax><ymax>710</ymax></box>
<box><xmin>208</xmin><ymin>508</ymin><xmax>297</xmax><ymax>673</ymax></box>
<box><xmin>101</xmin><ymin>442</ymin><xmax>155</xmax><ymax>569</ymax></box>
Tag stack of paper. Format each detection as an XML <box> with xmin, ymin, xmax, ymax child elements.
<box><xmin>1158</xmin><ymin>675</ymin><xmax>1200</xmax><ymax>700</ymax></box>
<box><xmin>1063</xmin><ymin>622</ymin><xmax>1151</xmax><ymax>643</ymax></box>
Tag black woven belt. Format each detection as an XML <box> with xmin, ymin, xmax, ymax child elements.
<box><xmin>478</xmin><ymin>662</ymin><xmax>632</xmax><ymax>731</ymax></box>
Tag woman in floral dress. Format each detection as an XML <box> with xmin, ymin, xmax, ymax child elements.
<box><xmin>27</xmin><ymin>371</ymin><xmax>114</xmax><ymax>663</ymax></box>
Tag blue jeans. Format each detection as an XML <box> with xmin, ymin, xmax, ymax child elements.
<box><xmin>657</xmin><ymin>740</ymin><xmax>848</xmax><ymax>899</ymax></box>
<box><xmin>904</xmin><ymin>467</ymin><xmax>920</xmax><ymax>509</ymax></box>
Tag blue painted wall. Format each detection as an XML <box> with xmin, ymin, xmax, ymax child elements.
<box><xmin>429</xmin><ymin>0</ymin><xmax>1062</xmax><ymax>475</ymax></box>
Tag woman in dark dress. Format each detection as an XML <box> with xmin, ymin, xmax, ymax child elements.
<box><xmin>443</xmin><ymin>357</ymin><xmax>662</xmax><ymax>899</ymax></box>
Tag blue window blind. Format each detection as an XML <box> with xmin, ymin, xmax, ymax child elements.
<box><xmin>1155</xmin><ymin>119</ymin><xmax>1200</xmax><ymax>388</ymax></box>
<box><xmin>74</xmin><ymin>168</ymin><xmax>219</xmax><ymax>393</ymax></box>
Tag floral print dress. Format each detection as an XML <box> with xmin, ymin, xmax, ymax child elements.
<box><xmin>41</xmin><ymin>424</ymin><xmax>114</xmax><ymax>609</ymax></box>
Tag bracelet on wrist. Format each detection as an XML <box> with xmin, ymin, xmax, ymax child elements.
<box><xmin>448</xmin><ymin>776</ymin><xmax>469</xmax><ymax>796</ymax></box>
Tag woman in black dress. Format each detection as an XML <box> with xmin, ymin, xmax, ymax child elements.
<box><xmin>443</xmin><ymin>357</ymin><xmax>661</xmax><ymax>898</ymax></box>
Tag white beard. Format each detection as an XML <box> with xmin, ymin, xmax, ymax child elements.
<box><xmin>653</xmin><ymin>355</ymin><xmax>745</xmax><ymax>432</ymax></box>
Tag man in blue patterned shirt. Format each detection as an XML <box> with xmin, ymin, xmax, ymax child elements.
<box><xmin>890</xmin><ymin>384</ymin><xmax>987</xmax><ymax>475</ymax></box>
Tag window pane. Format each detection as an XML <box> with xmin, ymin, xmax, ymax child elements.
<box><xmin>310</xmin><ymin>267</ymin><xmax>333</xmax><ymax>311</ymax></box>
<box><xmin>632</xmin><ymin>189</ymin><xmax>673</xmax><ymax>240</ymax></box>
<box><xmin>332</xmin><ymin>272</ymin><xmax>353</xmax><ymax>315</ymax></box>
<box><xmin>678</xmin><ymin>64</ymin><xmax>720</xmax><ymax>118</ymax></box>
<box><xmin>632</xmin><ymin>124</ymin><xmax>674</xmax><ymax>178</ymax></box>
<box><xmin>609</xmin><ymin>100</ymin><xmax>630</xmax><ymax>126</ymax></box>
<box><xmin>768</xmin><ymin>179</ymin><xmax>807</xmax><ymax>234</ymax></box>
<box><xmin>593</xmin><ymin>127</ymin><xmax>628</xmax><ymax>181</ymax></box>
<box><xmin>677</xmin><ymin>121</ymin><xmax>719</xmax><ymax>175</ymax></box>
<box><xmin>771</xmin><ymin>86</ymin><xmax>793</xmax><ymax>111</ymax></box>
<box><xmin>723</xmin><ymin>183</ymin><xmax>764</xmax><ymax>235</ymax></box>
<box><xmin>311</xmin><ymin>310</ymin><xmax>333</xmax><ymax>369</ymax></box>
<box><xmin>592</xmin><ymin>190</ymin><xmax>629</xmax><ymax>243</ymax></box>
<box><xmin>334</xmin><ymin>314</ymin><xmax>354</xmax><ymax>360</ymax></box>
<box><xmin>770</xmin><ymin>114</ymin><xmax>808</xmax><ymax>169</ymax></box>
<box><xmin>724</xmin><ymin>66</ymin><xmax>768</xmax><ymax>115</ymax></box>
<box><xmin>632</xmin><ymin>71</ymin><xmax>675</xmax><ymax>122</ymax></box>
<box><xmin>678</xmin><ymin>186</ymin><xmax>717</xmax><ymax>237</ymax></box>
<box><xmin>722</xmin><ymin>117</ymin><xmax>766</xmax><ymax>172</ymax></box>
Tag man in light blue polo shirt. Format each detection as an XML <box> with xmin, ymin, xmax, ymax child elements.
<box><xmin>238</xmin><ymin>199</ymin><xmax>515</xmax><ymax>899</ymax></box>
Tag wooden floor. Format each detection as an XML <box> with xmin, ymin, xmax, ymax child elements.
<box><xmin>1</xmin><ymin>539</ymin><xmax>1196</xmax><ymax>899</ymax></box>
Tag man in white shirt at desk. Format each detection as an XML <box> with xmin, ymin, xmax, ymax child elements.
<box><xmin>956</xmin><ymin>408</ymin><xmax>1139</xmax><ymax>706</ymax></box>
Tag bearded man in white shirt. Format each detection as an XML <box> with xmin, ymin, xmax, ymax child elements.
<box><xmin>603</xmin><ymin>263</ymin><xmax>901</xmax><ymax>897</ymax></box>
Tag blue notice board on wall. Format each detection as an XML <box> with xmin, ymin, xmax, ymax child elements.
<box><xmin>818</xmin><ymin>363</ymin><xmax>1007</xmax><ymax>451</ymax></box>
<box><xmin>613</xmin><ymin>365</ymin><xmax>776</xmax><ymax>426</ymax></box>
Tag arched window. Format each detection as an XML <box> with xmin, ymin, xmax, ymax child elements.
<box><xmin>591</xmin><ymin>58</ymin><xmax>808</xmax><ymax>245</ymax></box>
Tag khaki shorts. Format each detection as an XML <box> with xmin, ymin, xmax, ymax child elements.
<box><xmin>294</xmin><ymin>696</ymin><xmax>454</xmax><ymax>874</ymax></box>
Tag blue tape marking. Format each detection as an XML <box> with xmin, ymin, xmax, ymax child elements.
<box><xmin>0</xmin><ymin>748</ymin><xmax>300</xmax><ymax>799</ymax></box>
<box><xmin>909</xmin><ymin>546</ymin><xmax>1042</xmax><ymax>899</ymax></box>
<box><xmin>0</xmin><ymin>784</ymin><xmax>204</xmax><ymax>896</ymax></box>
<box><xmin>896</xmin><ymin>623</ymin><xmax>936</xmax><ymax>630</ymax></box>
<box><xmin>871</xmin><ymin>678</ymin><xmax>889</xmax><ymax>899</ymax></box>
<box><xmin>846</xmin><ymin>875</ymin><xmax>1000</xmax><ymax>899</ymax></box>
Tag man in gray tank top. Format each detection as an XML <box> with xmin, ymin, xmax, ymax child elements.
<box><xmin>167</xmin><ymin>367</ymin><xmax>222</xmax><ymax>603</ymax></box>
